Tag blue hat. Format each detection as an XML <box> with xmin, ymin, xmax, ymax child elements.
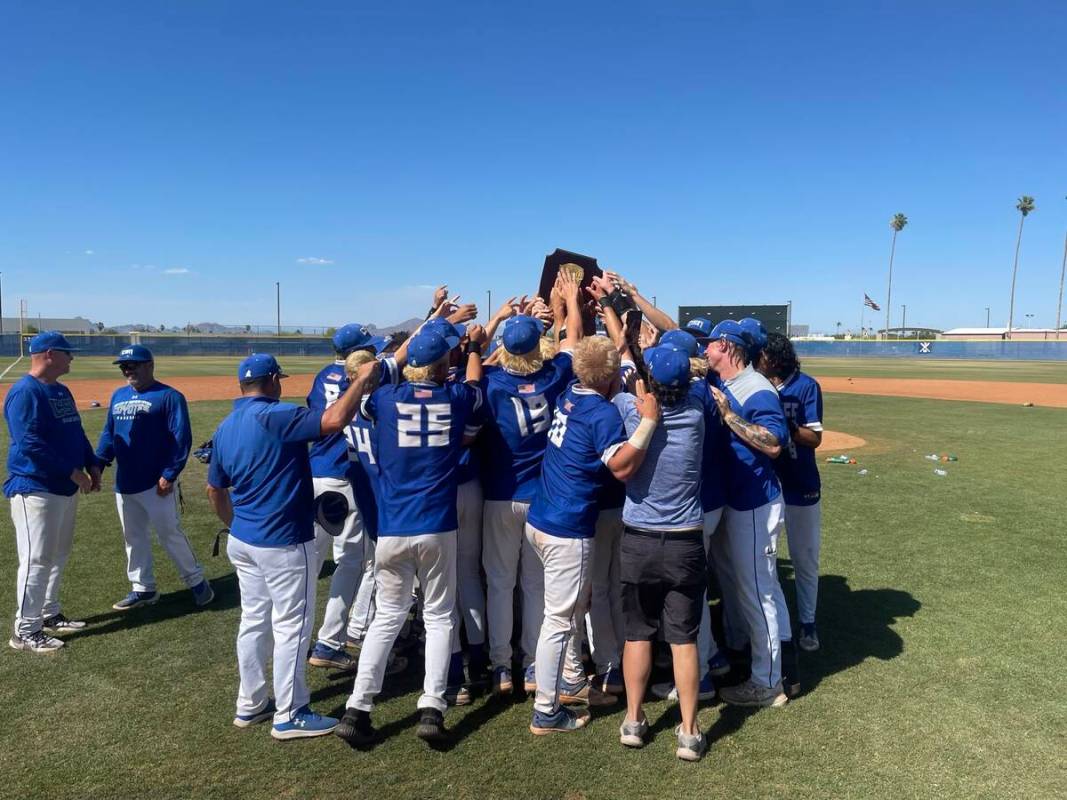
<box><xmin>407</xmin><ymin>331</ymin><xmax>451</xmax><ymax>367</ymax></box>
<box><xmin>28</xmin><ymin>331</ymin><xmax>79</xmax><ymax>354</ymax></box>
<box><xmin>238</xmin><ymin>353</ymin><xmax>289</xmax><ymax>382</ymax></box>
<box><xmin>112</xmin><ymin>344</ymin><xmax>153</xmax><ymax>364</ymax></box>
<box><xmin>333</xmin><ymin>323</ymin><xmax>387</xmax><ymax>354</ymax></box>
<box><xmin>684</xmin><ymin>317</ymin><xmax>714</xmax><ymax>341</ymax></box>
<box><xmin>423</xmin><ymin>318</ymin><xmax>463</xmax><ymax>349</ymax></box>
<box><xmin>643</xmin><ymin>345</ymin><xmax>691</xmax><ymax>387</ymax></box>
<box><xmin>710</xmin><ymin>319</ymin><xmax>748</xmax><ymax>347</ymax></box>
<box><xmin>739</xmin><ymin>318</ymin><xmax>768</xmax><ymax>351</ymax></box>
<box><xmin>502</xmin><ymin>316</ymin><xmax>544</xmax><ymax>355</ymax></box>
<box><xmin>659</xmin><ymin>329</ymin><xmax>698</xmax><ymax>357</ymax></box>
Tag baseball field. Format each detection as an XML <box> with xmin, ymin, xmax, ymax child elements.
<box><xmin>1</xmin><ymin>357</ymin><xmax>1065</xmax><ymax>800</ymax></box>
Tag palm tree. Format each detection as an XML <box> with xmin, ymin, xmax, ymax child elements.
<box><xmin>835</xmin><ymin>320</ymin><xmax>842</xmax><ymax>337</ymax></box>
<box><xmin>1007</xmin><ymin>195</ymin><xmax>1036</xmax><ymax>339</ymax></box>
<box><xmin>885</xmin><ymin>213</ymin><xmax>908</xmax><ymax>339</ymax></box>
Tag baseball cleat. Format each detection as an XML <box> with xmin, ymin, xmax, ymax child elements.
<box><xmin>707</xmin><ymin>649</ymin><xmax>732</xmax><ymax>677</ymax></box>
<box><xmin>559</xmin><ymin>678</ymin><xmax>618</xmax><ymax>707</ymax></box>
<box><xmin>191</xmin><ymin>580</ymin><xmax>215</xmax><ymax>607</ymax></box>
<box><xmin>594</xmin><ymin>667</ymin><xmax>624</xmax><ymax>695</ymax></box>
<box><xmin>491</xmin><ymin>665</ymin><xmax>514</xmax><ymax>696</ymax></box>
<box><xmin>650</xmin><ymin>671</ymin><xmax>717</xmax><ymax>703</ymax></box>
<box><xmin>415</xmin><ymin>708</ymin><xmax>448</xmax><ymax>744</ymax></box>
<box><xmin>233</xmin><ymin>699</ymin><xmax>276</xmax><ymax>728</ymax></box>
<box><xmin>112</xmin><ymin>590</ymin><xmax>160</xmax><ymax>611</ymax></box>
<box><xmin>309</xmin><ymin>643</ymin><xmax>356</xmax><ymax>670</ymax></box>
<box><xmin>334</xmin><ymin>708</ymin><xmax>376</xmax><ymax>746</ymax></box>
<box><xmin>529</xmin><ymin>706</ymin><xmax>590</xmax><ymax>735</ymax></box>
<box><xmin>9</xmin><ymin>631</ymin><xmax>65</xmax><ymax>654</ymax></box>
<box><xmin>344</xmin><ymin>636</ymin><xmax>364</xmax><ymax>654</ymax></box>
<box><xmin>270</xmin><ymin>706</ymin><xmax>338</xmax><ymax>740</ymax></box>
<box><xmin>718</xmin><ymin>679</ymin><xmax>788</xmax><ymax>708</ymax></box>
<box><xmin>798</xmin><ymin>623</ymin><xmax>820</xmax><ymax>652</ymax></box>
<box><xmin>42</xmin><ymin>613</ymin><xmax>87</xmax><ymax>633</ymax></box>
<box><xmin>674</xmin><ymin>725</ymin><xmax>707</xmax><ymax>762</ymax></box>
<box><xmin>445</xmin><ymin>684</ymin><xmax>472</xmax><ymax>706</ymax></box>
<box><xmin>523</xmin><ymin>664</ymin><xmax>537</xmax><ymax>693</ymax></box>
<box><xmin>618</xmin><ymin>716</ymin><xmax>649</xmax><ymax>748</ymax></box>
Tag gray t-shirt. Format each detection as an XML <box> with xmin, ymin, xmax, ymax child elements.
<box><xmin>613</xmin><ymin>392</ymin><xmax>704</xmax><ymax>531</ymax></box>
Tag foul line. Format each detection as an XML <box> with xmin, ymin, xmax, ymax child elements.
<box><xmin>0</xmin><ymin>355</ymin><xmax>24</xmax><ymax>382</ymax></box>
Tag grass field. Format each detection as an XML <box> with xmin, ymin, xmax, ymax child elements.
<box><xmin>804</xmin><ymin>357</ymin><xmax>1067</xmax><ymax>384</ymax></box>
<box><xmin>1</xmin><ymin>393</ymin><xmax>1066</xmax><ymax>800</ymax></box>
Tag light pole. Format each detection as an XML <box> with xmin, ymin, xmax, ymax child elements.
<box><xmin>1025</xmin><ymin>313</ymin><xmax>1034</xmax><ymax>329</ymax></box>
<box><xmin>985</xmin><ymin>307</ymin><xmax>991</xmax><ymax>328</ymax></box>
<box><xmin>901</xmin><ymin>304</ymin><xmax>907</xmax><ymax>339</ymax></box>
<box><xmin>275</xmin><ymin>282</ymin><xmax>281</xmax><ymax>336</ymax></box>
<box><xmin>1057</xmin><ymin>197</ymin><xmax>1067</xmax><ymax>340</ymax></box>
<box><xmin>486</xmin><ymin>290</ymin><xmax>492</xmax><ymax>323</ymax></box>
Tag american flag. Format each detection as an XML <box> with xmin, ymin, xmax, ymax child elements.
<box><xmin>864</xmin><ymin>293</ymin><xmax>881</xmax><ymax>311</ymax></box>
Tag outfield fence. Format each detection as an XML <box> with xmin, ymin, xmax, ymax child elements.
<box><xmin>0</xmin><ymin>333</ymin><xmax>337</xmax><ymax>358</ymax></box>
<box><xmin>794</xmin><ymin>340</ymin><xmax>1067</xmax><ymax>360</ymax></box>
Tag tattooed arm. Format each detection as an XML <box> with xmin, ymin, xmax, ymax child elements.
<box><xmin>710</xmin><ymin>386</ymin><xmax>783</xmax><ymax>458</ymax></box>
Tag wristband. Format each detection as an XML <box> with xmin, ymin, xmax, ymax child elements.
<box><xmin>465</xmin><ymin>341</ymin><xmax>482</xmax><ymax>355</ymax></box>
<box><xmin>627</xmin><ymin>417</ymin><xmax>656</xmax><ymax>450</ymax></box>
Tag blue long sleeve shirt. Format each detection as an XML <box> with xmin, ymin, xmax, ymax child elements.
<box><xmin>95</xmin><ymin>382</ymin><xmax>193</xmax><ymax>494</ymax></box>
<box><xmin>4</xmin><ymin>375</ymin><xmax>97</xmax><ymax>497</ymax></box>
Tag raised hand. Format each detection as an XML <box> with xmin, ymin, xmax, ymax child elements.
<box><xmin>448</xmin><ymin>302</ymin><xmax>478</xmax><ymax>324</ymax></box>
<box><xmin>494</xmin><ymin>296</ymin><xmax>519</xmax><ymax>321</ymax></box>
<box><xmin>634</xmin><ymin>379</ymin><xmax>660</xmax><ymax>421</ymax></box>
<box><xmin>466</xmin><ymin>323</ymin><xmax>488</xmax><ymax>345</ymax></box>
<box><xmin>557</xmin><ymin>269</ymin><xmax>580</xmax><ymax>304</ymax></box>
<box><xmin>432</xmin><ymin>285</ymin><xmax>449</xmax><ymax>308</ymax></box>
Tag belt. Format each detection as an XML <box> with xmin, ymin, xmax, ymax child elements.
<box><xmin>624</xmin><ymin>526</ymin><xmax>702</xmax><ymax>541</ymax></box>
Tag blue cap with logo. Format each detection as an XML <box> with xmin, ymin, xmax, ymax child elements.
<box><xmin>407</xmin><ymin>330</ymin><xmax>451</xmax><ymax>367</ymax></box>
<box><xmin>739</xmin><ymin>318</ymin><xmax>768</xmax><ymax>352</ymax></box>
<box><xmin>710</xmin><ymin>319</ymin><xmax>749</xmax><ymax>347</ymax></box>
<box><xmin>502</xmin><ymin>315</ymin><xmax>544</xmax><ymax>355</ymax></box>
<box><xmin>684</xmin><ymin>317</ymin><xmax>714</xmax><ymax>342</ymax></box>
<box><xmin>333</xmin><ymin>323</ymin><xmax>388</xmax><ymax>354</ymax></box>
<box><xmin>643</xmin><ymin>345</ymin><xmax>691</xmax><ymax>387</ymax></box>
<box><xmin>237</xmin><ymin>353</ymin><xmax>289</xmax><ymax>382</ymax></box>
<box><xmin>112</xmin><ymin>344</ymin><xmax>153</xmax><ymax>364</ymax></box>
<box><xmin>659</xmin><ymin>329</ymin><xmax>699</xmax><ymax>357</ymax></box>
<box><xmin>424</xmin><ymin>318</ymin><xmax>463</xmax><ymax>349</ymax></box>
<box><xmin>28</xmin><ymin>331</ymin><xmax>79</xmax><ymax>354</ymax></box>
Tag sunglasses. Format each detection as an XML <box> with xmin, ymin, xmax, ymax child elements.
<box><xmin>118</xmin><ymin>361</ymin><xmax>149</xmax><ymax>371</ymax></box>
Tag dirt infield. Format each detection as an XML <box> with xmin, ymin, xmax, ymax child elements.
<box><xmin>820</xmin><ymin>431</ymin><xmax>867</xmax><ymax>452</ymax></box>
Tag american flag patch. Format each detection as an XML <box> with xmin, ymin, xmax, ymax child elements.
<box><xmin>327</xmin><ymin>372</ymin><xmax>343</xmax><ymax>381</ymax></box>
<box><xmin>564</xmin><ymin>400</ymin><xmax>574</xmax><ymax>411</ymax></box>
<box><xmin>518</xmin><ymin>384</ymin><xmax>535</xmax><ymax>394</ymax></box>
<box><xmin>414</xmin><ymin>389</ymin><xmax>433</xmax><ymax>399</ymax></box>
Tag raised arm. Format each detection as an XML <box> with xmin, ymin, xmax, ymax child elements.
<box><xmin>557</xmin><ymin>271</ymin><xmax>584</xmax><ymax>352</ymax></box>
<box><xmin>605</xmin><ymin>270</ymin><xmax>678</xmax><ymax>332</ymax></box>
<box><xmin>320</xmin><ymin>360</ymin><xmax>382</xmax><ymax>435</ymax></box>
<box><xmin>464</xmin><ymin>324</ymin><xmax>487</xmax><ymax>385</ymax></box>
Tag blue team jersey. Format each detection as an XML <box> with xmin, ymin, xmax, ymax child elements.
<box><xmin>208</xmin><ymin>396</ymin><xmax>324</xmax><ymax>547</ymax></box>
<box><xmin>447</xmin><ymin>366</ymin><xmax>485</xmax><ymax>486</ymax></box>
<box><xmin>477</xmin><ymin>352</ymin><xmax>574</xmax><ymax>502</ymax></box>
<box><xmin>366</xmin><ymin>380</ymin><xmax>483</xmax><ymax>536</ymax></box>
<box><xmin>689</xmin><ymin>379</ymin><xmax>729</xmax><ymax>512</ymax></box>
<box><xmin>307</xmin><ymin>361</ymin><xmax>354</xmax><ymax>479</ymax></box>
<box><xmin>3</xmin><ymin>375</ymin><xmax>97</xmax><ymax>498</ymax></box>
<box><xmin>773</xmin><ymin>370</ymin><xmax>823</xmax><ymax>506</ymax></box>
<box><xmin>95</xmin><ymin>382</ymin><xmax>192</xmax><ymax>494</ymax></box>
<box><xmin>596</xmin><ymin>358</ymin><xmax>638</xmax><ymax>513</ymax></box>
<box><xmin>345</xmin><ymin>413</ymin><xmax>380</xmax><ymax>539</ymax></box>
<box><xmin>716</xmin><ymin>366</ymin><xmax>790</xmax><ymax>512</ymax></box>
<box><xmin>528</xmin><ymin>385</ymin><xmax>628</xmax><ymax>539</ymax></box>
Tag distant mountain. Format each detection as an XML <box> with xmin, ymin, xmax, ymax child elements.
<box><xmin>369</xmin><ymin>317</ymin><xmax>424</xmax><ymax>336</ymax></box>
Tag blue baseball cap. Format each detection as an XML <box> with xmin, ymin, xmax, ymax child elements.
<box><xmin>643</xmin><ymin>345</ymin><xmax>691</xmax><ymax>387</ymax></box>
<box><xmin>237</xmin><ymin>353</ymin><xmax>289</xmax><ymax>382</ymax></box>
<box><xmin>28</xmin><ymin>331</ymin><xmax>79</xmax><ymax>354</ymax></box>
<box><xmin>502</xmin><ymin>315</ymin><xmax>544</xmax><ymax>355</ymax></box>
<box><xmin>684</xmin><ymin>317</ymin><xmax>714</xmax><ymax>341</ymax></box>
<box><xmin>113</xmin><ymin>344</ymin><xmax>153</xmax><ymax>364</ymax></box>
<box><xmin>739</xmin><ymin>318</ymin><xmax>768</xmax><ymax>351</ymax></box>
<box><xmin>659</xmin><ymin>329</ymin><xmax>698</xmax><ymax>357</ymax></box>
<box><xmin>710</xmin><ymin>319</ymin><xmax>748</xmax><ymax>347</ymax></box>
<box><xmin>423</xmin><ymin>318</ymin><xmax>463</xmax><ymax>349</ymax></box>
<box><xmin>407</xmin><ymin>330</ymin><xmax>451</xmax><ymax>367</ymax></box>
<box><xmin>333</xmin><ymin>323</ymin><xmax>387</xmax><ymax>354</ymax></box>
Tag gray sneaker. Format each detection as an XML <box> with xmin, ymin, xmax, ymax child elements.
<box><xmin>619</xmin><ymin>717</ymin><xmax>649</xmax><ymax>748</ymax></box>
<box><xmin>9</xmin><ymin>630</ymin><xmax>65</xmax><ymax>654</ymax></box>
<box><xmin>675</xmin><ymin>725</ymin><xmax>707</xmax><ymax>762</ymax></box>
<box><xmin>718</xmin><ymin>679</ymin><xmax>788</xmax><ymax>708</ymax></box>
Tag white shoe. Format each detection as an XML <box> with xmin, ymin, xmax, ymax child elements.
<box><xmin>9</xmin><ymin>630</ymin><xmax>65</xmax><ymax>654</ymax></box>
<box><xmin>675</xmin><ymin>725</ymin><xmax>707</xmax><ymax>762</ymax></box>
<box><xmin>619</xmin><ymin>717</ymin><xmax>649</xmax><ymax>748</ymax></box>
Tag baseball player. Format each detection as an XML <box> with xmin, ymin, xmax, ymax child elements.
<box><xmin>704</xmin><ymin>320</ymin><xmax>793</xmax><ymax>707</ymax></box>
<box><xmin>5</xmin><ymin>331</ymin><xmax>101</xmax><ymax>653</ymax></box>
<box><xmin>95</xmin><ymin>345</ymin><xmax>212</xmax><ymax>611</ymax></box>
<box><xmin>334</xmin><ymin>326</ymin><xmax>486</xmax><ymax>746</ymax></box>
<box><xmin>207</xmin><ymin>353</ymin><xmax>380</xmax><ymax>740</ymax></box>
<box><xmin>525</xmin><ymin>333</ymin><xmax>657</xmax><ymax>735</ymax></box>
<box><xmin>758</xmin><ymin>332</ymin><xmax>824</xmax><ymax>651</ymax></box>
<box><xmin>306</xmin><ymin>323</ymin><xmax>387</xmax><ymax>671</ymax></box>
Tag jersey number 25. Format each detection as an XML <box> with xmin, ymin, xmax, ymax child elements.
<box><xmin>396</xmin><ymin>402</ymin><xmax>451</xmax><ymax>448</ymax></box>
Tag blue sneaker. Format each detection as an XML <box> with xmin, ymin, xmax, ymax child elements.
<box><xmin>191</xmin><ymin>580</ymin><xmax>215</xmax><ymax>607</ymax></box>
<box><xmin>309</xmin><ymin>642</ymin><xmax>355</xmax><ymax>670</ymax></box>
<box><xmin>233</xmin><ymin>698</ymin><xmax>276</xmax><ymax>728</ymax></box>
<box><xmin>491</xmin><ymin>665</ymin><xmax>514</xmax><ymax>696</ymax></box>
<box><xmin>271</xmin><ymin>706</ymin><xmax>338</xmax><ymax>740</ymax></box>
<box><xmin>651</xmin><ymin>671</ymin><xmax>717</xmax><ymax>703</ymax></box>
<box><xmin>708</xmin><ymin>649</ymin><xmax>732</xmax><ymax>676</ymax></box>
<box><xmin>529</xmin><ymin>706</ymin><xmax>590</xmax><ymax>735</ymax></box>
<box><xmin>523</xmin><ymin>664</ymin><xmax>537</xmax><ymax>693</ymax></box>
<box><xmin>594</xmin><ymin>667</ymin><xmax>624</xmax><ymax>695</ymax></box>
<box><xmin>112</xmin><ymin>590</ymin><xmax>160</xmax><ymax>611</ymax></box>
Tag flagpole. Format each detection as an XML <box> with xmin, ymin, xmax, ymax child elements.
<box><xmin>860</xmin><ymin>295</ymin><xmax>865</xmax><ymax>338</ymax></box>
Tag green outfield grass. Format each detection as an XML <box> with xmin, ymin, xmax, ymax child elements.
<box><xmin>804</xmin><ymin>357</ymin><xmax>1067</xmax><ymax>383</ymax></box>
<box><xmin>0</xmin><ymin>355</ymin><xmax>329</xmax><ymax>382</ymax></box>
<box><xmin>1</xmin><ymin>395</ymin><xmax>1065</xmax><ymax>799</ymax></box>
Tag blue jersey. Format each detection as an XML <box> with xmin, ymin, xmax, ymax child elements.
<box><xmin>307</xmin><ymin>361</ymin><xmax>354</xmax><ymax>479</ymax></box>
<box><xmin>689</xmin><ymin>379</ymin><xmax>729</xmax><ymax>512</ymax></box>
<box><xmin>716</xmin><ymin>366</ymin><xmax>790</xmax><ymax>512</ymax></box>
<box><xmin>95</xmin><ymin>382</ymin><xmax>192</xmax><ymax>494</ymax></box>
<box><xmin>477</xmin><ymin>352</ymin><xmax>574</xmax><ymax>502</ymax></box>
<box><xmin>3</xmin><ymin>375</ymin><xmax>97</xmax><ymax>498</ymax></box>
<box><xmin>774</xmin><ymin>371</ymin><xmax>823</xmax><ymax>506</ymax></box>
<box><xmin>208</xmin><ymin>396</ymin><xmax>323</xmax><ymax>547</ymax></box>
<box><xmin>345</xmin><ymin>413</ymin><xmax>380</xmax><ymax>539</ymax></box>
<box><xmin>596</xmin><ymin>358</ymin><xmax>637</xmax><ymax>513</ymax></box>
<box><xmin>366</xmin><ymin>380</ymin><xmax>483</xmax><ymax>536</ymax></box>
<box><xmin>528</xmin><ymin>385</ymin><xmax>628</xmax><ymax>539</ymax></box>
<box><xmin>447</xmin><ymin>366</ymin><xmax>485</xmax><ymax>486</ymax></box>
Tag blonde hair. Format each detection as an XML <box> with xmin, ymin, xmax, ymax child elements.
<box><xmin>499</xmin><ymin>346</ymin><xmax>544</xmax><ymax>376</ymax></box>
<box><xmin>344</xmin><ymin>350</ymin><xmax>376</xmax><ymax>379</ymax></box>
<box><xmin>572</xmin><ymin>336</ymin><xmax>620</xmax><ymax>387</ymax></box>
<box><xmin>689</xmin><ymin>356</ymin><xmax>708</xmax><ymax>379</ymax></box>
<box><xmin>403</xmin><ymin>355</ymin><xmax>448</xmax><ymax>384</ymax></box>
<box><xmin>539</xmin><ymin>335</ymin><xmax>558</xmax><ymax>360</ymax></box>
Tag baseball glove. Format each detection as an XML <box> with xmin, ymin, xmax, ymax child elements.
<box><xmin>193</xmin><ymin>440</ymin><xmax>213</xmax><ymax>464</ymax></box>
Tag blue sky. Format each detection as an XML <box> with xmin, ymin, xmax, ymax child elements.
<box><xmin>2</xmin><ymin>1</ymin><xmax>1065</xmax><ymax>333</ymax></box>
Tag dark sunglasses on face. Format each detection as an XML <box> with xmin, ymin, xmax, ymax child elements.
<box><xmin>118</xmin><ymin>362</ymin><xmax>147</xmax><ymax>372</ymax></box>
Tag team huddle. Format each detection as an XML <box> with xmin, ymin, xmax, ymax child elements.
<box><xmin>4</xmin><ymin>268</ymin><xmax>824</xmax><ymax>763</ymax></box>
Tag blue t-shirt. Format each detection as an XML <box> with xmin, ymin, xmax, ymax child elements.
<box><xmin>716</xmin><ymin>366</ymin><xmax>790</xmax><ymax>512</ymax></box>
<box><xmin>528</xmin><ymin>385</ymin><xmax>628</xmax><ymax>539</ymax></box>
<box><xmin>614</xmin><ymin>392</ymin><xmax>704</xmax><ymax>531</ymax></box>
<box><xmin>95</xmin><ymin>382</ymin><xmax>192</xmax><ymax>494</ymax></box>
<box><xmin>307</xmin><ymin>361</ymin><xmax>352</xmax><ymax>479</ymax></box>
<box><xmin>596</xmin><ymin>357</ymin><xmax>637</xmax><ymax>513</ymax></box>
<box><xmin>366</xmin><ymin>380</ymin><xmax>483</xmax><ymax>536</ymax></box>
<box><xmin>3</xmin><ymin>375</ymin><xmax>97</xmax><ymax>497</ymax></box>
<box><xmin>689</xmin><ymin>378</ymin><xmax>729</xmax><ymax>512</ymax></box>
<box><xmin>477</xmin><ymin>352</ymin><xmax>574</xmax><ymax>502</ymax></box>
<box><xmin>774</xmin><ymin>370</ymin><xmax>823</xmax><ymax>506</ymax></box>
<box><xmin>208</xmin><ymin>396</ymin><xmax>324</xmax><ymax>547</ymax></box>
<box><xmin>345</xmin><ymin>413</ymin><xmax>380</xmax><ymax>539</ymax></box>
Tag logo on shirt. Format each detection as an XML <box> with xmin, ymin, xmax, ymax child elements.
<box><xmin>113</xmin><ymin>399</ymin><xmax>153</xmax><ymax>420</ymax></box>
<box><xmin>49</xmin><ymin>396</ymin><xmax>79</xmax><ymax>422</ymax></box>
<box><xmin>327</xmin><ymin>372</ymin><xmax>343</xmax><ymax>381</ymax></box>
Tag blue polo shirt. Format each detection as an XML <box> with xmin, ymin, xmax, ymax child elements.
<box><xmin>4</xmin><ymin>375</ymin><xmax>97</xmax><ymax>498</ymax></box>
<box><xmin>774</xmin><ymin>370</ymin><xmax>823</xmax><ymax>506</ymax></box>
<box><xmin>207</xmin><ymin>396</ymin><xmax>324</xmax><ymax>547</ymax></box>
<box><xmin>96</xmin><ymin>382</ymin><xmax>192</xmax><ymax>494</ymax></box>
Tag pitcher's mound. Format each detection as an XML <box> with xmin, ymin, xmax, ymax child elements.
<box><xmin>821</xmin><ymin>431</ymin><xmax>867</xmax><ymax>452</ymax></box>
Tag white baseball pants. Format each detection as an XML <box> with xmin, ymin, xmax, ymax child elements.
<box><xmin>312</xmin><ymin>476</ymin><xmax>369</xmax><ymax>651</ymax></box>
<box><xmin>116</xmin><ymin>485</ymin><xmax>204</xmax><ymax>592</ymax></box>
<box><xmin>482</xmin><ymin>499</ymin><xmax>542</xmax><ymax>669</ymax></box>
<box><xmin>707</xmin><ymin>507</ymin><xmax>748</xmax><ymax>651</ymax></box>
<box><xmin>452</xmin><ymin>479</ymin><xmax>486</xmax><ymax>650</ymax></box>
<box><xmin>724</xmin><ymin>499</ymin><xmax>792</xmax><ymax>689</ymax></box>
<box><xmin>784</xmin><ymin>501</ymin><xmax>822</xmax><ymax>625</ymax></box>
<box><xmin>227</xmin><ymin>536</ymin><xmax>316</xmax><ymax>725</ymax></box>
<box><xmin>526</xmin><ymin>523</ymin><xmax>593</xmax><ymax>716</ymax></box>
<box><xmin>346</xmin><ymin>536</ymin><xmax>377</xmax><ymax>642</ymax></box>
<box><xmin>347</xmin><ymin>531</ymin><xmax>457</xmax><ymax>714</ymax></box>
<box><xmin>10</xmin><ymin>492</ymin><xmax>78</xmax><ymax>638</ymax></box>
<box><xmin>586</xmin><ymin>507</ymin><xmax>624</xmax><ymax>675</ymax></box>
<box><xmin>697</xmin><ymin>506</ymin><xmax>724</xmax><ymax>667</ymax></box>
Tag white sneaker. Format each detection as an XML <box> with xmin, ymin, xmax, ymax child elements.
<box><xmin>9</xmin><ymin>630</ymin><xmax>65</xmax><ymax>654</ymax></box>
<box><xmin>675</xmin><ymin>725</ymin><xmax>707</xmax><ymax>762</ymax></box>
<box><xmin>619</xmin><ymin>717</ymin><xmax>649</xmax><ymax>748</ymax></box>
